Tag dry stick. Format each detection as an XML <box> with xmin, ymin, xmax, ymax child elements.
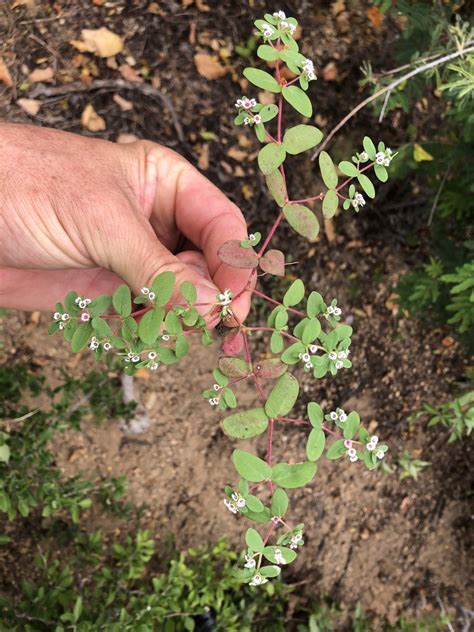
<box><xmin>28</xmin><ymin>79</ymin><xmax>185</xmax><ymax>142</ymax></box>
<box><xmin>311</xmin><ymin>43</ymin><xmax>474</xmax><ymax>160</ymax></box>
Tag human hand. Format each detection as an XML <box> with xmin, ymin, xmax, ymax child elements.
<box><xmin>0</xmin><ymin>123</ymin><xmax>251</xmax><ymax>323</ymax></box>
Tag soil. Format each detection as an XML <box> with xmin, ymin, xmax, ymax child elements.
<box><xmin>0</xmin><ymin>0</ymin><xmax>473</xmax><ymax>629</ymax></box>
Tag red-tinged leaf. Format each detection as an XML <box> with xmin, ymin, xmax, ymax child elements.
<box><xmin>218</xmin><ymin>240</ymin><xmax>259</xmax><ymax>269</ymax></box>
<box><xmin>254</xmin><ymin>359</ymin><xmax>288</xmax><ymax>379</ymax></box>
<box><xmin>260</xmin><ymin>249</ymin><xmax>285</xmax><ymax>277</ymax></box>
<box><xmin>218</xmin><ymin>356</ymin><xmax>250</xmax><ymax>377</ymax></box>
<box><xmin>222</xmin><ymin>328</ymin><xmax>244</xmax><ymax>356</ymax></box>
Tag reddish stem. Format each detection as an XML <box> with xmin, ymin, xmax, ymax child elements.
<box><xmin>258</xmin><ymin>211</ymin><xmax>284</xmax><ymax>257</ymax></box>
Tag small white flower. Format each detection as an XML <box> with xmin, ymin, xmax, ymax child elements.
<box><xmin>302</xmin><ymin>59</ymin><xmax>316</xmax><ymax>80</ymax></box>
<box><xmin>150</xmin><ymin>363</ymin><xmax>159</xmax><ymax>370</ymax></box>
<box><xmin>249</xmin><ymin>573</ymin><xmax>268</xmax><ymax>586</ymax></box>
<box><xmin>249</xmin><ymin>234</ymin><xmax>256</xmax><ymax>241</ymax></box>
<box><xmin>84</xmin><ymin>298</ymin><xmax>91</xmax><ymax>305</ymax></box>
<box><xmin>213</xmin><ymin>383</ymin><xmax>220</xmax><ymax>391</ymax></box>
<box><xmin>333</xmin><ymin>307</ymin><xmax>342</xmax><ymax>316</ymax></box>
<box><xmin>235</xmin><ymin>98</ymin><xmax>243</xmax><ymax>108</ymax></box>
<box><xmin>78</xmin><ymin>299</ymin><xmax>87</xmax><ymax>309</ymax></box>
<box><xmin>75</xmin><ymin>296</ymin><xmax>82</xmax><ymax>304</ymax></box>
<box><xmin>339</xmin><ymin>411</ymin><xmax>347</xmax><ymax>422</ymax></box>
<box><xmin>302</xmin><ymin>352</ymin><xmax>310</xmax><ymax>363</ymax></box>
<box><xmin>80</xmin><ymin>312</ymin><xmax>90</xmax><ymax>322</ymax></box>
<box><xmin>274</xmin><ymin>548</ymin><xmax>285</xmax><ymax>565</ymax></box>
<box><xmin>103</xmin><ymin>342</ymin><xmax>112</xmax><ymax>351</ymax></box>
<box><xmin>244</xmin><ymin>555</ymin><xmax>256</xmax><ymax>569</ymax></box>
<box><xmin>337</xmin><ymin>351</ymin><xmax>345</xmax><ymax>359</ymax></box>
<box><xmin>148</xmin><ymin>351</ymin><xmax>157</xmax><ymax>360</ymax></box>
<box><xmin>280</xmin><ymin>19</ymin><xmax>289</xmax><ymax>28</ymax></box>
<box><xmin>344</xmin><ymin>439</ymin><xmax>353</xmax><ymax>448</ymax></box>
<box><xmin>61</xmin><ymin>313</ymin><xmax>70</xmax><ymax>321</ymax></box>
<box><xmin>162</xmin><ymin>334</ymin><xmax>170</xmax><ymax>341</ymax></box>
<box><xmin>262</xmin><ymin>24</ymin><xmax>273</xmax><ymax>37</ymax></box>
<box><xmin>327</xmin><ymin>306</ymin><xmax>335</xmax><ymax>315</ymax></box>
<box><xmin>273</xmin><ymin>10</ymin><xmax>286</xmax><ymax>19</ymax></box>
<box><xmin>243</xmin><ymin>116</ymin><xmax>250</xmax><ymax>125</ymax></box>
<box><xmin>231</xmin><ymin>492</ymin><xmax>246</xmax><ymax>508</ymax></box>
<box><xmin>371</xmin><ymin>435</ymin><xmax>379</xmax><ymax>445</ymax></box>
<box><xmin>89</xmin><ymin>341</ymin><xmax>99</xmax><ymax>351</ymax></box>
<box><xmin>59</xmin><ymin>322</ymin><xmax>65</xmax><ymax>330</ymax></box>
<box><xmin>376</xmin><ymin>450</ymin><xmax>385</xmax><ymax>459</ymax></box>
<box><xmin>289</xmin><ymin>533</ymin><xmax>303</xmax><ymax>549</ymax></box>
<box><xmin>335</xmin><ymin>360</ymin><xmax>343</xmax><ymax>369</ymax></box>
<box><xmin>309</xmin><ymin>344</ymin><xmax>318</xmax><ymax>354</ymax></box>
<box><xmin>305</xmin><ymin>362</ymin><xmax>313</xmax><ymax>370</ymax></box>
<box><xmin>329</xmin><ymin>411</ymin><xmax>338</xmax><ymax>421</ymax></box>
<box><xmin>375</xmin><ymin>151</ymin><xmax>385</xmax><ymax>165</ymax></box>
<box><xmin>348</xmin><ymin>447</ymin><xmax>357</xmax><ymax>458</ymax></box>
<box><xmin>383</xmin><ymin>157</ymin><xmax>390</xmax><ymax>167</ymax></box>
<box><xmin>271</xmin><ymin>516</ymin><xmax>280</xmax><ymax>525</ymax></box>
<box><xmin>208</xmin><ymin>398</ymin><xmax>216</xmax><ymax>406</ymax></box>
<box><xmin>367</xmin><ymin>441</ymin><xmax>376</xmax><ymax>451</ymax></box>
<box><xmin>132</xmin><ymin>355</ymin><xmax>140</xmax><ymax>363</ymax></box>
<box><xmin>349</xmin><ymin>454</ymin><xmax>358</xmax><ymax>462</ymax></box>
<box><xmin>223</xmin><ymin>498</ymin><xmax>238</xmax><ymax>514</ymax></box>
<box><xmin>218</xmin><ymin>289</ymin><xmax>233</xmax><ymax>306</ymax></box>
<box><xmin>359</xmin><ymin>151</ymin><xmax>368</xmax><ymax>161</ymax></box>
<box><xmin>53</xmin><ymin>312</ymin><xmax>61</xmax><ymax>320</ymax></box>
<box><xmin>148</xmin><ymin>291</ymin><xmax>156</xmax><ymax>300</ymax></box>
<box><xmin>141</xmin><ymin>287</ymin><xmax>150</xmax><ymax>295</ymax></box>
<box><xmin>354</xmin><ymin>193</ymin><xmax>366</xmax><ymax>207</ymax></box>
<box><xmin>253</xmin><ymin>114</ymin><xmax>262</xmax><ymax>124</ymax></box>
<box><xmin>329</xmin><ymin>351</ymin><xmax>337</xmax><ymax>361</ymax></box>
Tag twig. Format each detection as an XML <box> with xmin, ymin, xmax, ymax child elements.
<box><xmin>311</xmin><ymin>43</ymin><xmax>474</xmax><ymax>160</ymax></box>
<box><xmin>28</xmin><ymin>79</ymin><xmax>184</xmax><ymax>142</ymax></box>
<box><xmin>428</xmin><ymin>166</ymin><xmax>451</xmax><ymax>226</ymax></box>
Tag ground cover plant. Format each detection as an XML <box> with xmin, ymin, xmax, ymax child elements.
<box><xmin>48</xmin><ymin>11</ymin><xmax>396</xmax><ymax>587</ymax></box>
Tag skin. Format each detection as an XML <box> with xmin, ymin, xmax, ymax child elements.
<box><xmin>0</xmin><ymin>123</ymin><xmax>252</xmax><ymax>323</ymax></box>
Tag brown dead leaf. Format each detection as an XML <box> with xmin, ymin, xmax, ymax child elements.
<box><xmin>367</xmin><ymin>6</ymin><xmax>384</xmax><ymax>28</ymax></box>
<box><xmin>258</xmin><ymin>90</ymin><xmax>275</xmax><ymax>105</ymax></box>
<box><xmin>237</xmin><ymin>133</ymin><xmax>252</xmax><ymax>148</ymax></box>
<box><xmin>196</xmin><ymin>0</ymin><xmax>210</xmax><ymax>9</ymax></box>
<box><xmin>106</xmin><ymin>56</ymin><xmax>118</xmax><ymax>69</ymax></box>
<box><xmin>227</xmin><ymin>147</ymin><xmax>247</xmax><ymax>162</ymax></box>
<box><xmin>189</xmin><ymin>20</ymin><xmax>197</xmax><ymax>45</ymax></box>
<box><xmin>322</xmin><ymin>61</ymin><xmax>338</xmax><ymax>82</ymax></box>
<box><xmin>30</xmin><ymin>311</ymin><xmax>41</xmax><ymax>325</ymax></box>
<box><xmin>28</xmin><ymin>66</ymin><xmax>54</xmax><ymax>83</ymax></box>
<box><xmin>197</xmin><ymin>144</ymin><xmax>209</xmax><ymax>170</ymax></box>
<box><xmin>134</xmin><ymin>368</ymin><xmax>151</xmax><ymax>380</ymax></box>
<box><xmin>148</xmin><ymin>2</ymin><xmax>165</xmax><ymax>15</ymax></box>
<box><xmin>241</xmin><ymin>184</ymin><xmax>253</xmax><ymax>201</ymax></box>
<box><xmin>441</xmin><ymin>335</ymin><xmax>455</xmax><ymax>348</ymax></box>
<box><xmin>81</xmin><ymin>104</ymin><xmax>106</xmax><ymax>132</ymax></box>
<box><xmin>385</xmin><ymin>293</ymin><xmax>399</xmax><ymax>316</ymax></box>
<box><xmin>331</xmin><ymin>0</ymin><xmax>346</xmax><ymax>15</ymax></box>
<box><xmin>73</xmin><ymin>27</ymin><xmax>123</xmax><ymax>58</ymax></box>
<box><xmin>17</xmin><ymin>98</ymin><xmax>41</xmax><ymax>116</ymax></box>
<box><xmin>113</xmin><ymin>94</ymin><xmax>133</xmax><ymax>111</ymax></box>
<box><xmin>194</xmin><ymin>53</ymin><xmax>227</xmax><ymax>80</ymax></box>
<box><xmin>119</xmin><ymin>63</ymin><xmax>143</xmax><ymax>83</ymax></box>
<box><xmin>116</xmin><ymin>133</ymin><xmax>139</xmax><ymax>144</ymax></box>
<box><xmin>0</xmin><ymin>58</ymin><xmax>13</xmax><ymax>87</ymax></box>
<box><xmin>324</xmin><ymin>218</ymin><xmax>336</xmax><ymax>242</ymax></box>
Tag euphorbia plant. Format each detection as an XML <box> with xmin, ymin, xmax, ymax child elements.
<box><xmin>50</xmin><ymin>11</ymin><xmax>394</xmax><ymax>587</ymax></box>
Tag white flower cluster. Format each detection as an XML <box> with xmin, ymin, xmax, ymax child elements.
<box><xmin>235</xmin><ymin>96</ymin><xmax>256</xmax><ymax>110</ymax></box>
<box><xmin>217</xmin><ymin>289</ymin><xmax>233</xmax><ymax>319</ymax></box>
<box><xmin>223</xmin><ymin>491</ymin><xmax>246</xmax><ymax>514</ymax></box>
<box><xmin>375</xmin><ymin>148</ymin><xmax>393</xmax><ymax>167</ymax></box>
<box><xmin>325</xmin><ymin>303</ymin><xmax>342</xmax><ymax>319</ymax></box>
<box><xmin>344</xmin><ymin>439</ymin><xmax>358</xmax><ymax>462</ymax></box>
<box><xmin>124</xmin><ymin>351</ymin><xmax>140</xmax><ymax>363</ymax></box>
<box><xmin>52</xmin><ymin>311</ymin><xmax>70</xmax><ymax>329</ymax></box>
<box><xmin>359</xmin><ymin>151</ymin><xmax>369</xmax><ymax>162</ymax></box>
<box><xmin>301</xmin><ymin>58</ymin><xmax>316</xmax><ymax>81</ymax></box>
<box><xmin>298</xmin><ymin>344</ymin><xmax>319</xmax><ymax>371</ymax></box>
<box><xmin>366</xmin><ymin>434</ymin><xmax>384</xmax><ymax>459</ymax></box>
<box><xmin>328</xmin><ymin>348</ymin><xmax>350</xmax><ymax>370</ymax></box>
<box><xmin>273</xmin><ymin>11</ymin><xmax>297</xmax><ymax>34</ymax></box>
<box><xmin>289</xmin><ymin>532</ymin><xmax>303</xmax><ymax>550</ymax></box>
<box><xmin>274</xmin><ymin>548</ymin><xmax>285</xmax><ymax>565</ymax></box>
<box><xmin>208</xmin><ymin>383</ymin><xmax>221</xmax><ymax>406</ymax></box>
<box><xmin>249</xmin><ymin>572</ymin><xmax>268</xmax><ymax>586</ymax></box>
<box><xmin>244</xmin><ymin>554</ymin><xmax>256</xmax><ymax>569</ymax></box>
<box><xmin>75</xmin><ymin>296</ymin><xmax>91</xmax><ymax>310</ymax></box>
<box><xmin>141</xmin><ymin>286</ymin><xmax>156</xmax><ymax>301</ymax></box>
<box><xmin>329</xmin><ymin>407</ymin><xmax>347</xmax><ymax>423</ymax></box>
<box><xmin>147</xmin><ymin>351</ymin><xmax>159</xmax><ymax>370</ymax></box>
<box><xmin>351</xmin><ymin>192</ymin><xmax>366</xmax><ymax>211</ymax></box>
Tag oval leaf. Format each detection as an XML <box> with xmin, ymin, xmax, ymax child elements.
<box><xmin>308</xmin><ymin>402</ymin><xmax>323</xmax><ymax>428</ymax></box>
<box><xmin>138</xmin><ymin>306</ymin><xmax>164</xmax><ymax>345</ymax></box>
<box><xmin>151</xmin><ymin>271</ymin><xmax>175</xmax><ymax>306</ymax></box>
<box><xmin>322</xmin><ymin>189</ymin><xmax>338</xmax><ymax>218</ymax></box>
<box><xmin>306</xmin><ymin>428</ymin><xmax>326</xmax><ymax>461</ymax></box>
<box><xmin>254</xmin><ymin>359</ymin><xmax>288</xmax><ymax>379</ymax></box>
<box><xmin>223</xmin><ymin>408</ymin><xmax>269</xmax><ymax>439</ymax></box>
<box><xmin>245</xmin><ymin>528</ymin><xmax>264</xmax><ymax>553</ymax></box>
<box><xmin>271</xmin><ymin>488</ymin><xmax>289</xmax><ymax>517</ymax></box>
<box><xmin>265</xmin><ymin>372</ymin><xmax>299</xmax><ymax>418</ymax></box>
<box><xmin>218</xmin><ymin>357</ymin><xmax>249</xmax><ymax>378</ymax></box>
<box><xmin>319</xmin><ymin>151</ymin><xmax>338</xmax><ymax>189</ymax></box>
<box><xmin>326</xmin><ymin>439</ymin><xmax>346</xmax><ymax>460</ymax></box>
<box><xmin>243</xmin><ymin>67</ymin><xmax>280</xmax><ymax>92</ymax></box>
<box><xmin>112</xmin><ymin>285</ymin><xmax>132</xmax><ymax>318</ymax></box>
<box><xmin>258</xmin><ymin>143</ymin><xmax>286</xmax><ymax>176</ymax></box>
<box><xmin>218</xmin><ymin>240</ymin><xmax>259</xmax><ymax>269</ymax></box>
<box><xmin>260</xmin><ymin>249</ymin><xmax>285</xmax><ymax>277</ymax></box>
<box><xmin>265</xmin><ymin>169</ymin><xmax>286</xmax><ymax>207</ymax></box>
<box><xmin>282</xmin><ymin>85</ymin><xmax>312</xmax><ymax>117</ymax></box>
<box><xmin>357</xmin><ymin>173</ymin><xmax>376</xmax><ymax>198</ymax></box>
<box><xmin>283</xmin><ymin>124</ymin><xmax>323</xmax><ymax>155</ymax></box>
<box><xmin>271</xmin><ymin>461</ymin><xmax>317</xmax><ymax>489</ymax></box>
<box><xmin>232</xmin><ymin>449</ymin><xmax>272</xmax><ymax>482</ymax></box>
<box><xmin>283</xmin><ymin>279</ymin><xmax>305</xmax><ymax>307</ymax></box>
<box><xmin>338</xmin><ymin>160</ymin><xmax>359</xmax><ymax>177</ymax></box>
<box><xmin>283</xmin><ymin>203</ymin><xmax>319</xmax><ymax>240</ymax></box>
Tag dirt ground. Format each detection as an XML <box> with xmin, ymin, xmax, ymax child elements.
<box><xmin>1</xmin><ymin>0</ymin><xmax>473</xmax><ymax>628</ymax></box>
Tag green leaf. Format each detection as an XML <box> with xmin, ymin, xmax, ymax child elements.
<box><xmin>338</xmin><ymin>161</ymin><xmax>359</xmax><ymax>177</ymax></box>
<box><xmin>374</xmin><ymin>163</ymin><xmax>388</xmax><ymax>182</ymax></box>
<box><xmin>223</xmin><ymin>408</ymin><xmax>269</xmax><ymax>439</ymax></box>
<box><xmin>283</xmin><ymin>203</ymin><xmax>319</xmax><ymax>240</ymax></box>
<box><xmin>232</xmin><ymin>450</ymin><xmax>272</xmax><ymax>482</ymax></box>
<box><xmin>266</xmin><ymin>170</ymin><xmax>286</xmax><ymax>207</ymax></box>
<box><xmin>319</xmin><ymin>151</ymin><xmax>338</xmax><ymax>189</ymax></box>
<box><xmin>257</xmin><ymin>44</ymin><xmax>279</xmax><ymax>61</ymax></box>
<box><xmin>308</xmin><ymin>402</ymin><xmax>323</xmax><ymax>427</ymax></box>
<box><xmin>218</xmin><ymin>357</ymin><xmax>249</xmax><ymax>378</ymax></box>
<box><xmin>270</xmin><ymin>330</ymin><xmax>284</xmax><ymax>353</ymax></box>
<box><xmin>175</xmin><ymin>334</ymin><xmax>189</xmax><ymax>359</ymax></box>
<box><xmin>263</xmin><ymin>545</ymin><xmax>296</xmax><ymax>564</ymax></box>
<box><xmin>343</xmin><ymin>411</ymin><xmax>360</xmax><ymax>439</ymax></box>
<box><xmin>307</xmin><ymin>291</ymin><xmax>325</xmax><ymax>317</ymax></box>
<box><xmin>302</xmin><ymin>318</ymin><xmax>321</xmax><ymax>344</ymax></box>
<box><xmin>259</xmin><ymin>104</ymin><xmax>279</xmax><ymax>123</ymax></box>
<box><xmin>89</xmin><ymin>294</ymin><xmax>111</xmax><ymax>317</ymax></box>
<box><xmin>265</xmin><ymin>373</ymin><xmax>299</xmax><ymax>418</ymax></box>
<box><xmin>306</xmin><ymin>428</ymin><xmax>326</xmax><ymax>461</ymax></box>
<box><xmin>151</xmin><ymin>271</ymin><xmax>175</xmax><ymax>306</ymax></box>
<box><xmin>326</xmin><ymin>439</ymin><xmax>346</xmax><ymax>460</ymax></box>
<box><xmin>322</xmin><ymin>190</ymin><xmax>338</xmax><ymax>218</ymax></box>
<box><xmin>271</xmin><ymin>488</ymin><xmax>289</xmax><ymax>517</ymax></box>
<box><xmin>112</xmin><ymin>285</ymin><xmax>132</xmax><ymax>318</ymax></box>
<box><xmin>363</xmin><ymin>136</ymin><xmax>376</xmax><ymax>160</ymax></box>
<box><xmin>71</xmin><ymin>322</ymin><xmax>93</xmax><ymax>352</ymax></box>
<box><xmin>283</xmin><ymin>279</ymin><xmax>305</xmax><ymax>307</ymax></box>
<box><xmin>0</xmin><ymin>535</ymin><xmax>11</xmax><ymax>545</ymax></box>
<box><xmin>282</xmin><ymin>86</ymin><xmax>312</xmax><ymax>117</ymax></box>
<box><xmin>255</xmin><ymin>123</ymin><xmax>266</xmax><ymax>142</ymax></box>
<box><xmin>180</xmin><ymin>281</ymin><xmax>197</xmax><ymax>304</ymax></box>
<box><xmin>73</xmin><ymin>597</ymin><xmax>83</xmax><ymax>623</ymax></box>
<box><xmin>271</xmin><ymin>461</ymin><xmax>317</xmax><ymax>488</ymax></box>
<box><xmin>138</xmin><ymin>306</ymin><xmax>164</xmax><ymax>345</ymax></box>
<box><xmin>258</xmin><ymin>143</ymin><xmax>286</xmax><ymax>175</ymax></box>
<box><xmin>165</xmin><ymin>311</ymin><xmax>182</xmax><ymax>336</ymax></box>
<box><xmin>260</xmin><ymin>565</ymin><xmax>281</xmax><ymax>578</ymax></box>
<box><xmin>357</xmin><ymin>173</ymin><xmax>375</xmax><ymax>198</ymax></box>
<box><xmin>283</xmin><ymin>125</ymin><xmax>323</xmax><ymax>155</ymax></box>
<box><xmin>91</xmin><ymin>317</ymin><xmax>112</xmax><ymax>338</ymax></box>
<box><xmin>245</xmin><ymin>528</ymin><xmax>264</xmax><ymax>553</ymax></box>
<box><xmin>246</xmin><ymin>495</ymin><xmax>264</xmax><ymax>512</ymax></box>
<box><xmin>243</xmin><ymin>67</ymin><xmax>280</xmax><ymax>92</ymax></box>
<box><xmin>0</xmin><ymin>444</ymin><xmax>10</xmax><ymax>464</ymax></box>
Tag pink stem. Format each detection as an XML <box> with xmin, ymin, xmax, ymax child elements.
<box><xmin>257</xmin><ymin>211</ymin><xmax>284</xmax><ymax>256</ymax></box>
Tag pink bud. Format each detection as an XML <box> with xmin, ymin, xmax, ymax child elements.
<box><xmin>80</xmin><ymin>312</ymin><xmax>90</xmax><ymax>322</ymax></box>
<box><xmin>344</xmin><ymin>440</ymin><xmax>352</xmax><ymax>449</ymax></box>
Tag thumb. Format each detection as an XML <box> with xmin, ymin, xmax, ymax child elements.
<box><xmin>105</xmin><ymin>214</ymin><xmax>219</xmax><ymax>320</ymax></box>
